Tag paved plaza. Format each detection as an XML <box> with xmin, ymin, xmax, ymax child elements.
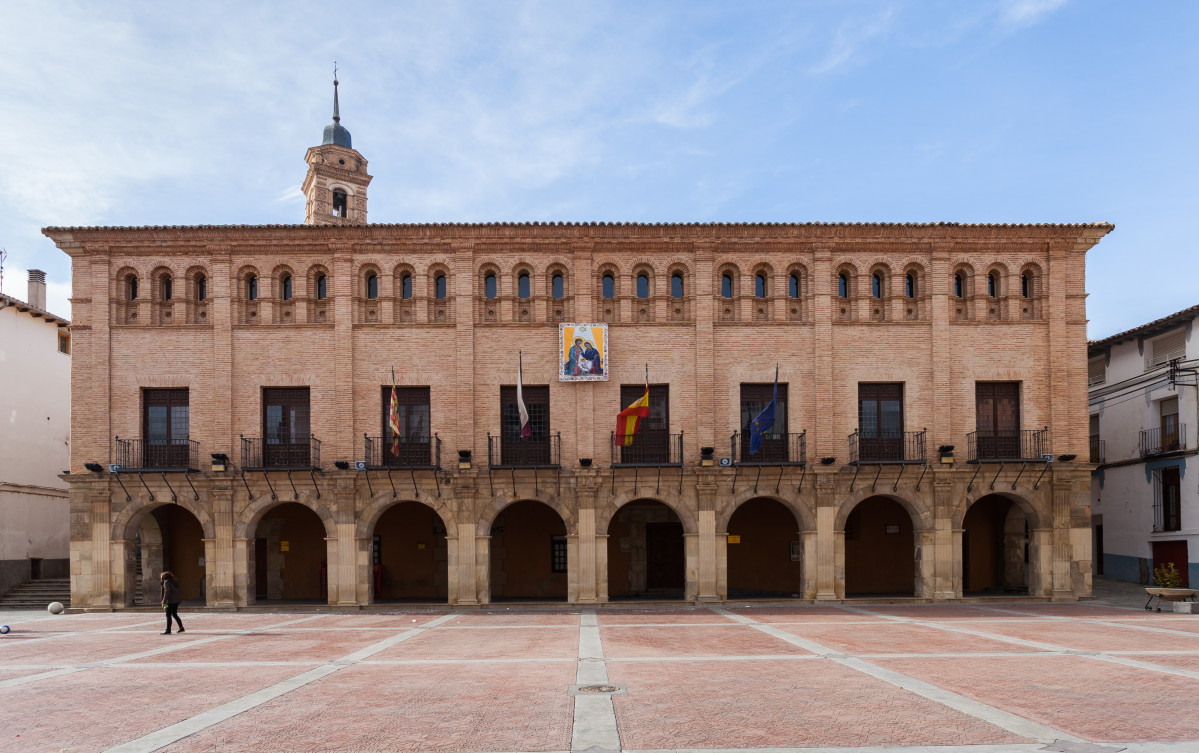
<box><xmin>2</xmin><ymin>580</ymin><xmax>1198</xmax><ymax>753</ymax></box>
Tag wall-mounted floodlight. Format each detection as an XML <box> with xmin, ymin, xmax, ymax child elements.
<box><xmin>1057</xmin><ymin>454</ymin><xmax>1076</xmax><ymax>462</ymax></box>
<box><xmin>334</xmin><ymin>460</ymin><xmax>350</xmax><ymax>470</ymax></box>
<box><xmin>84</xmin><ymin>462</ymin><xmax>104</xmax><ymax>473</ymax></box>
<box><xmin>700</xmin><ymin>446</ymin><xmax>715</xmax><ymax>467</ymax></box>
<box><xmin>578</xmin><ymin>458</ymin><xmax>593</xmax><ymax>467</ymax></box>
<box><xmin>820</xmin><ymin>457</ymin><xmax>837</xmax><ymax>465</ymax></box>
<box><xmin>210</xmin><ymin>452</ymin><xmax>229</xmax><ymax>472</ymax></box>
<box><xmin>457</xmin><ymin>449</ymin><xmax>472</xmax><ymax>470</ymax></box>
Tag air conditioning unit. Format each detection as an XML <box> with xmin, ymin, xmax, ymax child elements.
<box><xmin>108</xmin><ymin>464</ymin><xmax>123</xmax><ymax>473</ymax></box>
<box><xmin>354</xmin><ymin>461</ymin><xmax>367</xmax><ymax>471</ymax></box>
<box><xmin>1041</xmin><ymin>454</ymin><xmax>1054</xmax><ymax>463</ymax></box>
<box><xmin>718</xmin><ymin>457</ymin><xmax>733</xmax><ymax>467</ymax></box>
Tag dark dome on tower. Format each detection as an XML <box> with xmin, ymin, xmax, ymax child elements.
<box><xmin>322</xmin><ymin>73</ymin><xmax>352</xmax><ymax>148</ymax></box>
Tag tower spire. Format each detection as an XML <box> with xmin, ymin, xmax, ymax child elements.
<box><xmin>332</xmin><ymin>62</ymin><xmax>340</xmax><ymax>124</ymax></box>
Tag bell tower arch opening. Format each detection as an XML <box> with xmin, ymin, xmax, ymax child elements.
<box><xmin>302</xmin><ymin>64</ymin><xmax>373</xmax><ymax>225</ymax></box>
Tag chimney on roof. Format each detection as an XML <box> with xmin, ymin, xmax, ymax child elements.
<box><xmin>28</xmin><ymin>269</ymin><xmax>46</xmax><ymax>309</ymax></box>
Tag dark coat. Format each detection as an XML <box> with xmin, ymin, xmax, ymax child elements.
<box><xmin>161</xmin><ymin>578</ymin><xmax>181</xmax><ymax>605</ymax></box>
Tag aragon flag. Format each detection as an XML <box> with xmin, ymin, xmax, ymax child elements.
<box><xmin>389</xmin><ymin>368</ymin><xmax>401</xmax><ymax>456</ymax></box>
<box><xmin>615</xmin><ymin>384</ymin><xmax>649</xmax><ymax>447</ymax></box>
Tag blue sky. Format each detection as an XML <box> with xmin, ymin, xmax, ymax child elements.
<box><xmin>1</xmin><ymin>1</ymin><xmax>1195</xmax><ymax>339</ymax></box>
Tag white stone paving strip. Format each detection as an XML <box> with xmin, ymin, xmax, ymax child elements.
<box><xmin>710</xmin><ymin>607</ymin><xmax>1078</xmax><ymax>745</ymax></box>
<box><xmin>102</xmin><ymin>612</ymin><xmax>459</xmax><ymax>753</ymax></box>
<box><xmin>572</xmin><ymin>609</ymin><xmax>623</xmax><ymax>752</ymax></box>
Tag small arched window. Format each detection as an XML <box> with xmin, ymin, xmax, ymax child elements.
<box><xmin>281</xmin><ymin>275</ymin><xmax>293</xmax><ymax>301</ymax></box>
<box><xmin>126</xmin><ymin>275</ymin><xmax>138</xmax><ymax>301</ymax></box>
<box><xmin>316</xmin><ymin>274</ymin><xmax>327</xmax><ymax>301</ymax></box>
<box><xmin>671</xmin><ymin>273</ymin><xmax>684</xmax><ymax>299</ymax></box>
<box><xmin>161</xmin><ymin>275</ymin><xmax>172</xmax><ymax>301</ymax></box>
<box><xmin>366</xmin><ymin>273</ymin><xmax>379</xmax><ymax>300</ymax></box>
<box><xmin>518</xmin><ymin>273</ymin><xmax>531</xmax><ymax>299</ymax></box>
<box><xmin>871</xmin><ymin>274</ymin><xmax>882</xmax><ymax>298</ymax></box>
<box><xmin>721</xmin><ymin>273</ymin><xmax>733</xmax><ymax>299</ymax></box>
<box><xmin>636</xmin><ymin>273</ymin><xmax>649</xmax><ymax>299</ymax></box>
<box><xmin>789</xmin><ymin>273</ymin><xmax>800</xmax><ymax>299</ymax></box>
<box><xmin>401</xmin><ymin>274</ymin><xmax>412</xmax><ymax>300</ymax></box>
<box><xmin>838</xmin><ymin>273</ymin><xmax>848</xmax><ymax>299</ymax></box>
<box><xmin>484</xmin><ymin>273</ymin><xmax>497</xmax><ymax>299</ymax></box>
<box><xmin>601</xmin><ymin>274</ymin><xmax>615</xmax><ymax>299</ymax></box>
<box><xmin>1021</xmin><ymin>273</ymin><xmax>1031</xmax><ymax>298</ymax></box>
<box><xmin>332</xmin><ymin>188</ymin><xmax>348</xmax><ymax>218</ymax></box>
<box><xmin>755</xmin><ymin>274</ymin><xmax>767</xmax><ymax>299</ymax></box>
<box><xmin>905</xmin><ymin>273</ymin><xmax>915</xmax><ymax>299</ymax></box>
<box><xmin>435</xmin><ymin>274</ymin><xmax>447</xmax><ymax>300</ymax></box>
<box><xmin>247</xmin><ymin>275</ymin><xmax>258</xmax><ymax>301</ymax></box>
<box><xmin>954</xmin><ymin>273</ymin><xmax>963</xmax><ymax>298</ymax></box>
<box><xmin>196</xmin><ymin>275</ymin><xmax>207</xmax><ymax>301</ymax></box>
<box><xmin>551</xmin><ymin>274</ymin><xmax>564</xmax><ymax>299</ymax></box>
<box><xmin>987</xmin><ymin>272</ymin><xmax>997</xmax><ymax>297</ymax></box>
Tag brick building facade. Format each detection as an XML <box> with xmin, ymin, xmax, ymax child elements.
<box><xmin>44</xmin><ymin>101</ymin><xmax>1110</xmax><ymax>609</ymax></box>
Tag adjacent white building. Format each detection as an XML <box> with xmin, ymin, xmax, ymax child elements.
<box><xmin>1089</xmin><ymin>304</ymin><xmax>1198</xmax><ymax>586</ymax></box>
<box><xmin>0</xmin><ymin>270</ymin><xmax>71</xmax><ymax>596</ymax></box>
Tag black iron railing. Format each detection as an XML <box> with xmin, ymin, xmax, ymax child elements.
<box><xmin>967</xmin><ymin>428</ymin><xmax>1048</xmax><ymax>462</ymax></box>
<box><xmin>241</xmin><ymin>434</ymin><xmax>321</xmax><ymax>470</ymax></box>
<box><xmin>114</xmin><ymin>437</ymin><xmax>199</xmax><ymax>471</ymax></box>
<box><xmin>488</xmin><ymin>432</ymin><xmax>560</xmax><ymax>468</ymax></box>
<box><xmin>1141</xmin><ymin>425</ymin><xmax>1187</xmax><ymax>457</ymax></box>
<box><xmin>1089</xmin><ymin>435</ymin><xmax>1104</xmax><ymax>465</ymax></box>
<box><xmin>611</xmin><ymin>431</ymin><xmax>683</xmax><ymax>466</ymax></box>
<box><xmin>731</xmin><ymin>431</ymin><xmax>806</xmax><ymax>465</ymax></box>
<box><xmin>364</xmin><ymin>434</ymin><xmax>441</xmax><ymax>469</ymax></box>
<box><xmin>849</xmin><ymin>428</ymin><xmax>926</xmax><ymax>464</ymax></box>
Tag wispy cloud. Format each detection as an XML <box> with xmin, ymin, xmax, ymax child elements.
<box><xmin>999</xmin><ymin>0</ymin><xmax>1069</xmax><ymax>27</ymax></box>
<box><xmin>807</xmin><ymin>7</ymin><xmax>896</xmax><ymax>75</ymax></box>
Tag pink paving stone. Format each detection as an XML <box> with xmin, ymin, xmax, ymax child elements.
<box><xmin>299</xmin><ymin>612</ymin><xmax>449</xmax><ymax>629</ymax></box>
<box><xmin>875</xmin><ymin>654</ymin><xmax>1199</xmax><ymax>743</ymax></box>
<box><xmin>987</xmin><ymin>603</ymin><xmax>1146</xmax><ymax>618</ymax></box>
<box><xmin>157</xmin><ymin>661</ymin><xmax>577</xmax><ymax>753</ymax></box>
<box><xmin>608</xmin><ymin>658</ymin><xmax>1026</xmax><ymax>749</ymax></box>
<box><xmin>777</xmin><ymin>622</ymin><xmax>1050</xmax><ymax>655</ymax></box>
<box><xmin>597</xmin><ymin>610</ymin><xmax>738</xmax><ymax>625</ymax></box>
<box><xmin>373</xmin><ymin>626</ymin><xmax>579</xmax><ymax>660</ymax></box>
<box><xmin>849</xmin><ymin>604</ymin><xmax>1015</xmax><ymax>620</ymax></box>
<box><xmin>963</xmin><ymin>619</ymin><xmax>1199</xmax><ymax>652</ymax></box>
<box><xmin>601</xmin><ymin>624</ymin><xmax>813</xmax><ymax>657</ymax></box>
<box><xmin>1108</xmin><ymin>617</ymin><xmax>1199</xmax><ymax>634</ymax></box>
<box><xmin>0</xmin><ymin>664</ymin><xmax>314</xmax><ymax>753</ymax></box>
<box><xmin>127</xmin><ymin>628</ymin><xmax>403</xmax><ymax>664</ymax></box>
<box><xmin>725</xmin><ymin>605</ymin><xmax>878</xmax><ymax>622</ymax></box>
<box><xmin>6</xmin><ymin>613</ymin><xmax>161</xmax><ymax>633</ymax></box>
<box><xmin>440</xmin><ymin>611</ymin><xmax>581</xmax><ymax>626</ymax></box>
<box><xmin>1119</xmin><ymin>654</ymin><xmax>1199</xmax><ymax>672</ymax></box>
<box><xmin>0</xmin><ymin>629</ymin><xmax>184</xmax><ymax>664</ymax></box>
<box><xmin>0</xmin><ymin>667</ymin><xmax>58</xmax><ymax>682</ymax></box>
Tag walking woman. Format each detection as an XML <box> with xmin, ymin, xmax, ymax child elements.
<box><xmin>160</xmin><ymin>571</ymin><xmax>185</xmax><ymax>634</ymax></box>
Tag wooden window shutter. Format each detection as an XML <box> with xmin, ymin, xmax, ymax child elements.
<box><xmin>1149</xmin><ymin>329</ymin><xmax>1186</xmax><ymax>368</ymax></box>
<box><xmin>1088</xmin><ymin>357</ymin><xmax>1106</xmax><ymax>386</ymax></box>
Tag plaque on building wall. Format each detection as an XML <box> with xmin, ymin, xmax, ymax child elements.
<box><xmin>559</xmin><ymin>323</ymin><xmax>608</xmax><ymax>381</ymax></box>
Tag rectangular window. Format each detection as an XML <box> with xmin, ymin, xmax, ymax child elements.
<box><xmin>58</xmin><ymin>333</ymin><xmax>70</xmax><ymax>354</ymax></box>
<box><xmin>1153</xmin><ymin>466</ymin><xmax>1182</xmax><ymax>532</ymax></box>
<box><xmin>857</xmin><ymin>383</ymin><xmax>903</xmax><ymax>461</ymax></box>
<box><xmin>143</xmin><ymin>388</ymin><xmax>189</xmax><ymax>468</ymax></box>
<box><xmin>976</xmin><ymin>382</ymin><xmax>1022</xmax><ymax>459</ymax></box>
<box><xmin>618</xmin><ymin>384</ymin><xmax>671</xmax><ymax>463</ymax></box>
<box><xmin>739</xmin><ymin>383</ymin><xmax>788</xmax><ymax>462</ymax></box>
<box><xmin>551</xmin><ymin>535</ymin><xmax>567</xmax><ymax>573</ymax></box>
<box><xmin>263</xmin><ymin>387</ymin><xmax>311</xmax><ymax>467</ymax></box>
<box><xmin>379</xmin><ymin>386</ymin><xmax>431</xmax><ymax>466</ymax></box>
<box><xmin>1147</xmin><ymin>328</ymin><xmax>1186</xmax><ymax>369</ymax></box>
<box><xmin>500</xmin><ymin>385</ymin><xmax>550</xmax><ymax>465</ymax></box>
<box><xmin>1089</xmin><ymin>414</ymin><xmax>1102</xmax><ymax>464</ymax></box>
<box><xmin>1161</xmin><ymin>396</ymin><xmax>1180</xmax><ymax>451</ymax></box>
<box><xmin>1087</xmin><ymin>356</ymin><xmax>1106</xmax><ymax>386</ymax></box>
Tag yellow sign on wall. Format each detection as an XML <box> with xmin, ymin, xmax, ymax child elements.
<box><xmin>280</xmin><ymin>541</ymin><xmax>290</xmax><ymax>552</ymax></box>
<box><xmin>727</xmin><ymin>535</ymin><xmax>741</xmax><ymax>544</ymax></box>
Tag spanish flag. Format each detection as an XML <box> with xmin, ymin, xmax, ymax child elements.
<box><xmin>615</xmin><ymin>385</ymin><xmax>649</xmax><ymax>446</ymax></box>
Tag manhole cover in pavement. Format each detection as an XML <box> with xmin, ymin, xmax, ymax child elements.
<box><xmin>577</xmin><ymin>684</ymin><xmax>620</xmax><ymax>693</ymax></box>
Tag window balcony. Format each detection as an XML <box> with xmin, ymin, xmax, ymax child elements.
<box><xmin>849</xmin><ymin>428</ymin><xmax>926</xmax><ymax>464</ymax></box>
<box><xmin>488</xmin><ymin>432</ymin><xmax>560</xmax><ymax>468</ymax></box>
<box><xmin>730</xmin><ymin>430</ymin><xmax>807</xmax><ymax>465</ymax></box>
<box><xmin>1089</xmin><ymin>435</ymin><xmax>1105</xmax><ymax>465</ymax></box>
<box><xmin>611</xmin><ymin>430</ymin><xmax>683</xmax><ymax>467</ymax></box>
<box><xmin>114</xmin><ymin>437</ymin><xmax>200</xmax><ymax>471</ymax></box>
<box><xmin>240</xmin><ymin>435</ymin><xmax>321</xmax><ymax>470</ymax></box>
<box><xmin>363</xmin><ymin>434</ymin><xmax>441</xmax><ymax>469</ymax></box>
<box><xmin>1141</xmin><ymin>425</ymin><xmax>1187</xmax><ymax>458</ymax></box>
<box><xmin>966</xmin><ymin>428</ymin><xmax>1049</xmax><ymax>463</ymax></box>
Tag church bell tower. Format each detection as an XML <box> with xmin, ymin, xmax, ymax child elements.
<box><xmin>303</xmin><ymin>68</ymin><xmax>372</xmax><ymax>225</ymax></box>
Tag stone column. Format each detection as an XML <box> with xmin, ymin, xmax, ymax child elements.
<box><xmin>474</xmin><ymin>534</ymin><xmax>489</xmax><ymax>604</ymax></box>
<box><xmin>92</xmin><ymin>488</ymin><xmax>114</xmax><ymax>609</ymax></box>
<box><xmin>324</xmin><ymin>536</ymin><xmax>340</xmax><ymax>605</ymax></box>
<box><xmin>355</xmin><ymin>535</ymin><xmax>373</xmax><ymax>606</ymax></box>
<box><xmin>575</xmin><ymin>506</ymin><xmax>598</xmax><ymax>603</ymax></box>
<box><xmin>814</xmin><ymin>473</ymin><xmax>838</xmax><ymax>600</ymax></box>
<box><xmin>916</xmin><ymin>528</ymin><xmax>936</xmax><ymax>598</ymax></box>
<box><xmin>111</xmin><ymin>539</ymin><xmax>136</xmax><ymax>609</ymax></box>
<box><xmin>1030</xmin><ymin>528</ymin><xmax>1052</xmax><ymax>598</ymax></box>
<box><xmin>801</xmin><ymin>529</ymin><xmax>818</xmax><ymax>599</ymax></box>
<box><xmin>233</xmin><ymin>537</ymin><xmax>253</xmax><ymax>606</ymax></box>
<box><xmin>209</xmin><ymin>485</ymin><xmax>236</xmax><ymax>607</ymax></box>
<box><xmin>333</xmin><ymin>482</ymin><xmax>359</xmax><ymax>606</ymax></box>
<box><xmin>596</xmin><ymin>534</ymin><xmax>609</xmax><ymax>602</ymax></box>
<box><xmin>932</xmin><ymin>475</ymin><xmax>957</xmax><ymax>600</ymax></box>
<box><xmin>683</xmin><ymin>533</ymin><xmax>699</xmax><ymax>601</ymax></box>
<box><xmin>695</xmin><ymin>509</ymin><xmax>720</xmax><ymax>602</ymax></box>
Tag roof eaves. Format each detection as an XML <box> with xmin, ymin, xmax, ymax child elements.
<box><xmin>1088</xmin><ymin>303</ymin><xmax>1199</xmax><ymax>352</ymax></box>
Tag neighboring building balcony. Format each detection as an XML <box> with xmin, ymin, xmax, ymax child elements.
<box><xmin>611</xmin><ymin>430</ymin><xmax>683</xmax><ymax>467</ymax></box>
<box><xmin>114</xmin><ymin>437</ymin><xmax>200</xmax><ymax>472</ymax></box>
<box><xmin>1090</xmin><ymin>435</ymin><xmax>1105</xmax><ymax>464</ymax></box>
<box><xmin>488</xmin><ymin>432</ymin><xmax>561</xmax><ymax>468</ymax></box>
<box><xmin>1141</xmin><ymin>425</ymin><xmax>1187</xmax><ymax>458</ymax></box>
<box><xmin>730</xmin><ymin>430</ymin><xmax>807</xmax><ymax>465</ymax></box>
<box><xmin>966</xmin><ymin>428</ymin><xmax>1049</xmax><ymax>463</ymax></box>
<box><xmin>240</xmin><ymin>435</ymin><xmax>322</xmax><ymax>470</ymax></box>
<box><xmin>849</xmin><ymin>428</ymin><xmax>927</xmax><ymax>464</ymax></box>
<box><xmin>363</xmin><ymin>434</ymin><xmax>441</xmax><ymax>470</ymax></box>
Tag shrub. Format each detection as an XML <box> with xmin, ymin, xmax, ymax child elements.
<box><xmin>1153</xmin><ymin>562</ymin><xmax>1183</xmax><ymax>588</ymax></box>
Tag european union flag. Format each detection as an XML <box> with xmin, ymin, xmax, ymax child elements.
<box><xmin>748</xmin><ymin>376</ymin><xmax>777</xmax><ymax>456</ymax></box>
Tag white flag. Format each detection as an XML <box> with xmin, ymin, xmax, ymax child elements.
<box><xmin>517</xmin><ymin>353</ymin><xmax>531</xmax><ymax>439</ymax></box>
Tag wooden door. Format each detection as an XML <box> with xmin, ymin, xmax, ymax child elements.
<box><xmin>380</xmin><ymin>386</ymin><xmax>432</xmax><ymax>467</ymax></box>
<box><xmin>645</xmin><ymin>522</ymin><xmax>684</xmax><ymax>589</ymax></box>
<box><xmin>1152</xmin><ymin>540</ymin><xmax>1189</xmax><ymax>588</ymax></box>
<box><xmin>619</xmin><ymin>384</ymin><xmax>670</xmax><ymax>463</ymax></box>
<box><xmin>858</xmin><ymin>383</ymin><xmax>903</xmax><ymax>461</ymax></box>
<box><xmin>500</xmin><ymin>385</ymin><xmax>550</xmax><ymax>465</ymax></box>
<box><xmin>740</xmin><ymin>383</ymin><xmax>789</xmax><ymax>462</ymax></box>
<box><xmin>263</xmin><ymin>388</ymin><xmax>310</xmax><ymax>467</ymax></box>
<box><xmin>143</xmin><ymin>388</ymin><xmax>190</xmax><ymax>468</ymax></box>
<box><xmin>976</xmin><ymin>382</ymin><xmax>1021</xmax><ymax>459</ymax></box>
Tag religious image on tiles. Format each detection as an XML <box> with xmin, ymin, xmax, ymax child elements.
<box><xmin>559</xmin><ymin>323</ymin><xmax>607</xmax><ymax>381</ymax></box>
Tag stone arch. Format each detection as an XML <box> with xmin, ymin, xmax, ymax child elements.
<box><xmin>148</xmin><ymin>265</ymin><xmax>173</xmax><ymax>301</ymax></box>
<box><xmin>427</xmin><ymin>262</ymin><xmax>452</xmax><ymax>299</ymax></box>
<box><xmin>545</xmin><ymin>262</ymin><xmax>569</xmax><ymax>298</ymax></box>
<box><xmin>270</xmin><ymin>263</ymin><xmax>296</xmax><ymax>301</ymax></box>
<box><xmin>357</xmin><ymin>261</ymin><xmax>384</xmax><ymax>299</ymax></box>
<box><xmin>307</xmin><ymin>264</ymin><xmax>331</xmax><ymax>299</ymax></box>
<box><xmin>716</xmin><ymin>489</ymin><xmax>814</xmax><ymax>533</ymax></box>
<box><xmin>112</xmin><ymin>496</ymin><xmax>217</xmax><ymax>543</ymax></box>
<box><xmin>631</xmin><ymin>262</ymin><xmax>656</xmax><ymax>296</ymax></box>
<box><xmin>715</xmin><ymin>261</ymin><xmax>741</xmax><ymax>298</ymax></box>
<box><xmin>595</xmin><ymin>490</ymin><xmax>697</xmax><ymax>536</ymax></box>
<box><xmin>478</xmin><ymin>492</ymin><xmax>574</xmax><ymax>537</ymax></box>
<box><xmin>835</xmin><ymin>488</ymin><xmax>933</xmax><ymax>532</ymax></box>
<box><xmin>392</xmin><ymin>261</ymin><xmax>417</xmax><ymax>300</ymax></box>
<box><xmin>357</xmin><ymin>493</ymin><xmax>458</xmax><ymax>540</ymax></box>
<box><xmin>952</xmin><ymin>487</ymin><xmax>1044</xmax><ymax>531</ymax></box>
<box><xmin>235</xmin><ymin>492</ymin><xmax>336</xmax><ymax>540</ymax></box>
<box><xmin>666</xmin><ymin>261</ymin><xmax>691</xmax><ymax>296</ymax></box>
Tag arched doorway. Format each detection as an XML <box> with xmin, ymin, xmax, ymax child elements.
<box><xmin>489</xmin><ymin>500</ymin><xmax>567</xmax><ymax>601</ymax></box>
<box><xmin>844</xmin><ymin>496</ymin><xmax>915</xmax><ymax>596</ymax></box>
<box><xmin>727</xmin><ymin>498</ymin><xmax>803</xmax><ymax>598</ymax></box>
<box><xmin>252</xmin><ymin>502</ymin><xmax>328</xmax><ymax>601</ymax></box>
<box><xmin>373</xmin><ymin>501</ymin><xmax>449</xmax><ymax>602</ymax></box>
<box><xmin>607</xmin><ymin>500</ymin><xmax>685</xmax><ymax>600</ymax></box>
<box><xmin>963</xmin><ymin>494</ymin><xmax>1029</xmax><ymax>595</ymax></box>
<box><xmin>136</xmin><ymin>504</ymin><xmax>207</xmax><ymax>604</ymax></box>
